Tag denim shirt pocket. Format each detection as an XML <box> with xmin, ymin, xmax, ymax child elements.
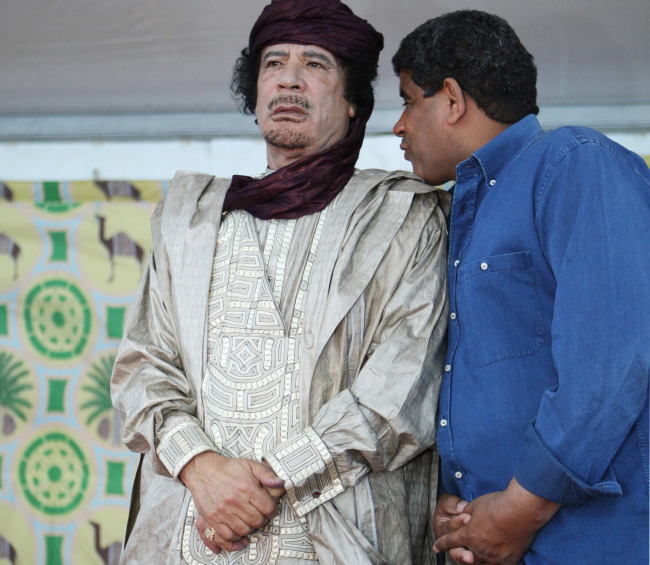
<box><xmin>457</xmin><ymin>250</ymin><xmax>545</xmax><ymax>367</ymax></box>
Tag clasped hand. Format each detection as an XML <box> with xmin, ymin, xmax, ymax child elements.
<box><xmin>432</xmin><ymin>478</ymin><xmax>560</xmax><ymax>565</ymax></box>
<box><xmin>180</xmin><ymin>451</ymin><xmax>286</xmax><ymax>554</ymax></box>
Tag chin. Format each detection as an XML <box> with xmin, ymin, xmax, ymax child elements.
<box><xmin>265</xmin><ymin>128</ymin><xmax>313</xmax><ymax>151</ymax></box>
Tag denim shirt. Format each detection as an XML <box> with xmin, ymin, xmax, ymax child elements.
<box><xmin>439</xmin><ymin>115</ymin><xmax>650</xmax><ymax>563</ymax></box>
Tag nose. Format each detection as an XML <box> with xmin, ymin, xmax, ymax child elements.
<box><xmin>277</xmin><ymin>60</ymin><xmax>305</xmax><ymax>91</ymax></box>
<box><xmin>393</xmin><ymin>109</ymin><xmax>406</xmax><ymax>137</ymax></box>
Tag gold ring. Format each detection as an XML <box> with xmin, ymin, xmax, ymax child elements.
<box><xmin>205</xmin><ymin>526</ymin><xmax>216</xmax><ymax>543</ymax></box>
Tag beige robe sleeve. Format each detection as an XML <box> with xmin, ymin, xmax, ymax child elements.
<box><xmin>110</xmin><ymin>202</ymin><xmax>217</xmax><ymax>478</ymax></box>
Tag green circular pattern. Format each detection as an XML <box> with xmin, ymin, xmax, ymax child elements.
<box><xmin>24</xmin><ymin>279</ymin><xmax>92</xmax><ymax>359</ymax></box>
<box><xmin>18</xmin><ymin>432</ymin><xmax>90</xmax><ymax>515</ymax></box>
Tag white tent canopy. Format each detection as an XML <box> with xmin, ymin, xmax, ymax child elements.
<box><xmin>1</xmin><ymin>0</ymin><xmax>649</xmax><ymax>140</ymax></box>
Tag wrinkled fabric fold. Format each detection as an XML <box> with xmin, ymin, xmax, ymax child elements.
<box><xmin>225</xmin><ymin>116</ymin><xmax>366</xmax><ymax>219</ymax></box>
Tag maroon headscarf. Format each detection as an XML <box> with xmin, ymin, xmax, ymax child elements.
<box><xmin>223</xmin><ymin>0</ymin><xmax>384</xmax><ymax>219</ymax></box>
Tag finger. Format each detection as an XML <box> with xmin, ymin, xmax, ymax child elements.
<box><xmin>253</xmin><ymin>461</ymin><xmax>285</xmax><ymax>490</ymax></box>
<box><xmin>211</xmin><ymin>486</ymin><xmax>274</xmax><ymax>529</ymax></box>
<box><xmin>447</xmin><ymin>512</ymin><xmax>471</xmax><ymax>531</ymax></box>
<box><xmin>449</xmin><ymin>547</ymin><xmax>475</xmax><ymax>564</ymax></box>
<box><xmin>456</xmin><ymin>499</ymin><xmax>469</xmax><ymax>513</ymax></box>
<box><xmin>434</xmin><ymin>494</ymin><xmax>469</xmax><ymax>527</ymax></box>
<box><xmin>264</xmin><ymin>486</ymin><xmax>286</xmax><ymax>500</ymax></box>
<box><xmin>216</xmin><ymin>536</ymin><xmax>250</xmax><ymax>553</ymax></box>
<box><xmin>435</xmin><ymin>513</ymin><xmax>471</xmax><ymax>540</ymax></box>
<box><xmin>434</xmin><ymin>529</ymin><xmax>465</xmax><ymax>554</ymax></box>
<box><xmin>211</xmin><ymin>523</ymin><xmax>251</xmax><ymax>553</ymax></box>
<box><xmin>438</xmin><ymin>493</ymin><xmax>464</xmax><ymax>512</ymax></box>
<box><xmin>215</xmin><ymin>516</ymin><xmax>255</xmax><ymax>539</ymax></box>
<box><xmin>197</xmin><ymin>515</ymin><xmax>206</xmax><ymax>530</ymax></box>
<box><xmin>247</xmin><ymin>488</ymin><xmax>282</xmax><ymax>520</ymax></box>
<box><xmin>197</xmin><ymin>524</ymin><xmax>221</xmax><ymax>555</ymax></box>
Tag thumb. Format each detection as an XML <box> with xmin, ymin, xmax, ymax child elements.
<box><xmin>253</xmin><ymin>461</ymin><xmax>285</xmax><ymax>489</ymax></box>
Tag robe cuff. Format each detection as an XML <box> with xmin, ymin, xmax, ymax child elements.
<box><xmin>157</xmin><ymin>421</ymin><xmax>218</xmax><ymax>479</ymax></box>
<box><xmin>264</xmin><ymin>426</ymin><xmax>344</xmax><ymax>517</ymax></box>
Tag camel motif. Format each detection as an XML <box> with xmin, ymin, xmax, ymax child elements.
<box><xmin>0</xmin><ymin>533</ymin><xmax>17</xmax><ymax>564</ymax></box>
<box><xmin>89</xmin><ymin>521</ymin><xmax>122</xmax><ymax>565</ymax></box>
<box><xmin>94</xmin><ymin>181</ymin><xmax>141</xmax><ymax>201</ymax></box>
<box><xmin>0</xmin><ymin>233</ymin><xmax>20</xmax><ymax>280</ymax></box>
<box><xmin>0</xmin><ymin>182</ymin><xmax>14</xmax><ymax>201</ymax></box>
<box><xmin>95</xmin><ymin>215</ymin><xmax>144</xmax><ymax>283</ymax></box>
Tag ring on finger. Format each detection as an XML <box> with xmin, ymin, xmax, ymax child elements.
<box><xmin>205</xmin><ymin>526</ymin><xmax>216</xmax><ymax>543</ymax></box>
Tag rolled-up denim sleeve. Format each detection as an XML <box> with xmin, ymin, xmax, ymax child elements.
<box><xmin>515</xmin><ymin>140</ymin><xmax>650</xmax><ymax>505</ymax></box>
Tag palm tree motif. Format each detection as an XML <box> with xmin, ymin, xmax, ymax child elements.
<box><xmin>94</xmin><ymin>181</ymin><xmax>141</xmax><ymax>201</ymax></box>
<box><xmin>80</xmin><ymin>355</ymin><xmax>122</xmax><ymax>445</ymax></box>
<box><xmin>0</xmin><ymin>233</ymin><xmax>21</xmax><ymax>280</ymax></box>
<box><xmin>0</xmin><ymin>351</ymin><xmax>33</xmax><ymax>437</ymax></box>
<box><xmin>95</xmin><ymin>215</ymin><xmax>145</xmax><ymax>283</ymax></box>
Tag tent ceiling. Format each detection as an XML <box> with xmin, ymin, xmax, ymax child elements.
<box><xmin>1</xmin><ymin>0</ymin><xmax>649</xmax><ymax>138</ymax></box>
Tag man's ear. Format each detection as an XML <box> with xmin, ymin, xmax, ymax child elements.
<box><xmin>440</xmin><ymin>77</ymin><xmax>466</xmax><ymax>124</ymax></box>
<box><xmin>348</xmin><ymin>103</ymin><xmax>357</xmax><ymax>119</ymax></box>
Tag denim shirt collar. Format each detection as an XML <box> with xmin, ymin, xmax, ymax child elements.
<box><xmin>459</xmin><ymin>114</ymin><xmax>544</xmax><ymax>186</ymax></box>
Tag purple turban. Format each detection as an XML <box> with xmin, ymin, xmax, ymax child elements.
<box><xmin>249</xmin><ymin>0</ymin><xmax>384</xmax><ymax>73</ymax></box>
<box><xmin>223</xmin><ymin>0</ymin><xmax>384</xmax><ymax>220</ymax></box>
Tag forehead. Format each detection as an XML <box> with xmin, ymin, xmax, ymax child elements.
<box><xmin>398</xmin><ymin>70</ymin><xmax>418</xmax><ymax>92</ymax></box>
<box><xmin>398</xmin><ymin>70</ymin><xmax>427</xmax><ymax>100</ymax></box>
<box><xmin>261</xmin><ymin>43</ymin><xmax>338</xmax><ymax>63</ymax></box>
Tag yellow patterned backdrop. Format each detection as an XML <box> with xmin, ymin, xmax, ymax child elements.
<box><xmin>0</xmin><ymin>179</ymin><xmax>167</xmax><ymax>565</ymax></box>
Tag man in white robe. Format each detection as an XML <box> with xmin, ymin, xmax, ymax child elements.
<box><xmin>111</xmin><ymin>1</ymin><xmax>449</xmax><ymax>563</ymax></box>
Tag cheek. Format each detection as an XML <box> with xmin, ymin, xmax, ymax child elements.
<box><xmin>321</xmin><ymin>100</ymin><xmax>346</xmax><ymax>126</ymax></box>
<box><xmin>402</xmin><ymin>110</ymin><xmax>420</xmax><ymax>138</ymax></box>
<box><xmin>256</xmin><ymin>78</ymin><xmax>274</xmax><ymax>108</ymax></box>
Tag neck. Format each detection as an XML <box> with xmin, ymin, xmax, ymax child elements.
<box><xmin>266</xmin><ymin>146</ymin><xmax>309</xmax><ymax>170</ymax></box>
<box><xmin>458</xmin><ymin>99</ymin><xmax>512</xmax><ymax>160</ymax></box>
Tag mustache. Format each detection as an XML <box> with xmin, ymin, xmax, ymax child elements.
<box><xmin>268</xmin><ymin>94</ymin><xmax>312</xmax><ymax>112</ymax></box>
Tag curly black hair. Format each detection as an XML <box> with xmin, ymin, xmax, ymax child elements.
<box><xmin>231</xmin><ymin>45</ymin><xmax>378</xmax><ymax>120</ymax></box>
<box><xmin>392</xmin><ymin>10</ymin><xmax>538</xmax><ymax>123</ymax></box>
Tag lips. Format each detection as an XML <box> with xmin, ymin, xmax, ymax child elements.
<box><xmin>400</xmin><ymin>144</ymin><xmax>411</xmax><ymax>162</ymax></box>
<box><xmin>272</xmin><ymin>105</ymin><xmax>308</xmax><ymax>118</ymax></box>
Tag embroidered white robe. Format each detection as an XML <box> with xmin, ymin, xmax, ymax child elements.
<box><xmin>111</xmin><ymin>169</ymin><xmax>450</xmax><ymax>565</ymax></box>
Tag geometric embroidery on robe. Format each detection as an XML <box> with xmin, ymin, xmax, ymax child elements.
<box><xmin>182</xmin><ymin>209</ymin><xmax>328</xmax><ymax>564</ymax></box>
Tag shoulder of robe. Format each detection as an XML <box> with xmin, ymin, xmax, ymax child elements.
<box><xmin>354</xmin><ymin>168</ymin><xmax>452</xmax><ymax>215</ymax></box>
<box><xmin>166</xmin><ymin>170</ymin><xmax>218</xmax><ymax>209</ymax></box>
<box><xmin>150</xmin><ymin>170</ymin><xmax>226</xmax><ymax>250</ymax></box>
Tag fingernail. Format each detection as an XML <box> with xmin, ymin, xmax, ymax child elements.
<box><xmin>433</xmin><ymin>546</ymin><xmax>440</xmax><ymax>554</ymax></box>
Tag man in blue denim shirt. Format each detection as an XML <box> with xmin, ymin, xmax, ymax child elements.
<box><xmin>392</xmin><ymin>10</ymin><xmax>650</xmax><ymax>565</ymax></box>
